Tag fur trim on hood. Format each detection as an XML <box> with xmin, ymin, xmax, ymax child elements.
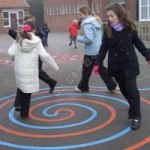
<box><xmin>17</xmin><ymin>32</ymin><xmax>41</xmax><ymax>52</ymax></box>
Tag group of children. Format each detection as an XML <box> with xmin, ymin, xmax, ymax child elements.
<box><xmin>8</xmin><ymin>3</ymin><xmax>150</xmax><ymax>130</ymax></box>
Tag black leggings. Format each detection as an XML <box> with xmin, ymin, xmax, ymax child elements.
<box><xmin>39</xmin><ymin>58</ymin><xmax>56</xmax><ymax>86</ymax></box>
<box><xmin>14</xmin><ymin>88</ymin><xmax>31</xmax><ymax>118</ymax></box>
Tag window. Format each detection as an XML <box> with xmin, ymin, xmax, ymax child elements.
<box><xmin>61</xmin><ymin>5</ymin><xmax>65</xmax><ymax>15</ymax></box>
<box><xmin>77</xmin><ymin>3</ymin><xmax>80</xmax><ymax>13</ymax></box>
<box><xmin>48</xmin><ymin>7</ymin><xmax>53</xmax><ymax>15</ymax></box>
<box><xmin>18</xmin><ymin>11</ymin><xmax>24</xmax><ymax>25</ymax></box>
<box><xmin>52</xmin><ymin>8</ymin><xmax>55</xmax><ymax>15</ymax></box>
<box><xmin>68</xmin><ymin>5</ymin><xmax>71</xmax><ymax>14</ymax></box>
<box><xmin>47</xmin><ymin>8</ymin><xmax>50</xmax><ymax>16</ymax></box>
<box><xmin>65</xmin><ymin>5</ymin><xmax>68</xmax><ymax>15</ymax></box>
<box><xmin>140</xmin><ymin>0</ymin><xmax>150</xmax><ymax>20</ymax></box>
<box><xmin>59</xmin><ymin>6</ymin><xmax>62</xmax><ymax>15</ymax></box>
<box><xmin>3</xmin><ymin>12</ymin><xmax>9</xmax><ymax>26</ymax></box>
<box><xmin>56</xmin><ymin>7</ymin><xmax>59</xmax><ymax>15</ymax></box>
<box><xmin>73</xmin><ymin>5</ymin><xmax>76</xmax><ymax>14</ymax></box>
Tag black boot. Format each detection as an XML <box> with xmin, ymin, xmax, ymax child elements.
<box><xmin>131</xmin><ymin>118</ymin><xmax>141</xmax><ymax>130</ymax></box>
<box><xmin>69</xmin><ymin>42</ymin><xmax>72</xmax><ymax>46</ymax></box>
<box><xmin>15</xmin><ymin>106</ymin><xmax>21</xmax><ymax>112</ymax></box>
<box><xmin>49</xmin><ymin>81</ymin><xmax>57</xmax><ymax>93</ymax></box>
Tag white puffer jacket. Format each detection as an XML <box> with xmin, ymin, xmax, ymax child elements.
<box><xmin>8</xmin><ymin>32</ymin><xmax>59</xmax><ymax>93</ymax></box>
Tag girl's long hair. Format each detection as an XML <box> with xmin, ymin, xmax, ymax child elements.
<box><xmin>105</xmin><ymin>3</ymin><xmax>136</xmax><ymax>38</ymax></box>
<box><xmin>17</xmin><ymin>21</ymin><xmax>35</xmax><ymax>46</ymax></box>
<box><xmin>79</xmin><ymin>5</ymin><xmax>92</xmax><ymax>15</ymax></box>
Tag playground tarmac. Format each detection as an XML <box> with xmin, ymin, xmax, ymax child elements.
<box><xmin>0</xmin><ymin>32</ymin><xmax>150</xmax><ymax>150</ymax></box>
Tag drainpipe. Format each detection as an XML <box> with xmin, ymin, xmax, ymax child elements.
<box><xmin>137</xmin><ymin>0</ymin><xmax>139</xmax><ymax>21</ymax></box>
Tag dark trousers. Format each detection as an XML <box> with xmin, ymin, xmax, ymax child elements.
<box><xmin>70</xmin><ymin>36</ymin><xmax>77</xmax><ymax>47</ymax></box>
<box><xmin>115</xmin><ymin>76</ymin><xmax>141</xmax><ymax>119</ymax></box>
<box><xmin>78</xmin><ymin>55</ymin><xmax>117</xmax><ymax>91</ymax></box>
<box><xmin>14</xmin><ymin>88</ymin><xmax>31</xmax><ymax>118</ymax></box>
<box><xmin>39</xmin><ymin>58</ymin><xmax>57</xmax><ymax>87</ymax></box>
<box><xmin>45</xmin><ymin>34</ymin><xmax>48</xmax><ymax>46</ymax></box>
<box><xmin>14</xmin><ymin>58</ymin><xmax>56</xmax><ymax>108</ymax></box>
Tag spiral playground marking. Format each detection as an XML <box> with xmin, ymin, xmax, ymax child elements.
<box><xmin>0</xmin><ymin>86</ymin><xmax>149</xmax><ymax>149</ymax></box>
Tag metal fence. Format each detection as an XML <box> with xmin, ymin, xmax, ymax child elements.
<box><xmin>136</xmin><ymin>21</ymin><xmax>150</xmax><ymax>41</ymax></box>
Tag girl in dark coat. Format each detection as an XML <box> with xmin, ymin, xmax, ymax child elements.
<box><xmin>94</xmin><ymin>3</ymin><xmax>150</xmax><ymax>130</ymax></box>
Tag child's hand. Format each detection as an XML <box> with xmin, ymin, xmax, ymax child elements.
<box><xmin>93</xmin><ymin>65</ymin><xmax>100</xmax><ymax>74</ymax></box>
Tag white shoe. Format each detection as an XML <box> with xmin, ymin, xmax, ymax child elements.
<box><xmin>75</xmin><ymin>87</ymin><xmax>82</xmax><ymax>92</ymax></box>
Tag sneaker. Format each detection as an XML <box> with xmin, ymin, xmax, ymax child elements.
<box><xmin>75</xmin><ymin>87</ymin><xmax>82</xmax><ymax>92</ymax></box>
<box><xmin>49</xmin><ymin>81</ymin><xmax>57</xmax><ymax>93</ymax></box>
<box><xmin>75</xmin><ymin>46</ymin><xmax>77</xmax><ymax>49</ymax></box>
<box><xmin>130</xmin><ymin>118</ymin><xmax>141</xmax><ymax>130</ymax></box>
<box><xmin>75</xmin><ymin>87</ymin><xmax>89</xmax><ymax>92</ymax></box>
<box><xmin>69</xmin><ymin>42</ymin><xmax>72</xmax><ymax>46</ymax></box>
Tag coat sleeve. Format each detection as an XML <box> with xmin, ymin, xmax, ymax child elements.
<box><xmin>77</xmin><ymin>24</ymin><xmax>94</xmax><ymax>44</ymax></box>
<box><xmin>8</xmin><ymin>29</ymin><xmax>17</xmax><ymax>40</ymax></box>
<box><xmin>132</xmin><ymin>31</ymin><xmax>150</xmax><ymax>61</ymax></box>
<box><xmin>69</xmin><ymin>25</ymin><xmax>71</xmax><ymax>32</ymax></box>
<box><xmin>8</xmin><ymin>42</ymin><xmax>19</xmax><ymax>56</ymax></box>
<box><xmin>95</xmin><ymin>30</ymin><xmax>109</xmax><ymax>67</ymax></box>
<box><xmin>38</xmin><ymin>41</ymin><xmax>59</xmax><ymax>71</ymax></box>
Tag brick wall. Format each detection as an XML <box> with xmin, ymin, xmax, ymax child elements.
<box><xmin>43</xmin><ymin>0</ymin><xmax>137</xmax><ymax>31</ymax></box>
<box><xmin>44</xmin><ymin>0</ymin><xmax>106</xmax><ymax>31</ymax></box>
<box><xmin>44</xmin><ymin>0</ymin><xmax>86</xmax><ymax>31</ymax></box>
<box><xmin>125</xmin><ymin>0</ymin><xmax>137</xmax><ymax>21</ymax></box>
<box><xmin>0</xmin><ymin>0</ymin><xmax>137</xmax><ymax>33</ymax></box>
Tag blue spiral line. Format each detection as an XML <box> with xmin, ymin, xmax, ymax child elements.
<box><xmin>0</xmin><ymin>86</ymin><xmax>149</xmax><ymax>149</ymax></box>
<box><xmin>9</xmin><ymin>103</ymin><xmax>97</xmax><ymax>129</ymax></box>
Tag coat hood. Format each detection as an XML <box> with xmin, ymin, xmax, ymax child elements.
<box><xmin>17</xmin><ymin>32</ymin><xmax>40</xmax><ymax>52</ymax></box>
<box><xmin>81</xmin><ymin>16</ymin><xmax>101</xmax><ymax>30</ymax></box>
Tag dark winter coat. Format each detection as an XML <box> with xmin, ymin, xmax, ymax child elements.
<box><xmin>43</xmin><ymin>26</ymin><xmax>50</xmax><ymax>35</ymax></box>
<box><xmin>96</xmin><ymin>28</ymin><xmax>150</xmax><ymax>78</ymax></box>
<box><xmin>8</xmin><ymin>29</ymin><xmax>17</xmax><ymax>39</ymax></box>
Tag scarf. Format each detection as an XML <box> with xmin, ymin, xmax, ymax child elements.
<box><xmin>111</xmin><ymin>23</ymin><xmax>124</xmax><ymax>31</ymax></box>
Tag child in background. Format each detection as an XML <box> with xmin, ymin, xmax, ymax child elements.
<box><xmin>8</xmin><ymin>21</ymin><xmax>59</xmax><ymax>118</ymax></box>
<box><xmin>43</xmin><ymin>23</ymin><xmax>50</xmax><ymax>47</ymax></box>
<box><xmin>69</xmin><ymin>20</ymin><xmax>79</xmax><ymax>49</ymax></box>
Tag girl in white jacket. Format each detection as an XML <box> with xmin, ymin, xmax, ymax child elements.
<box><xmin>8</xmin><ymin>21</ymin><xmax>59</xmax><ymax>118</ymax></box>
